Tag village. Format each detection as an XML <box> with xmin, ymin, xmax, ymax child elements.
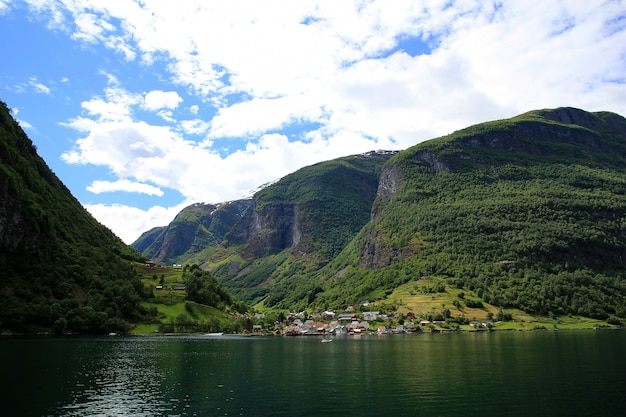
<box><xmin>142</xmin><ymin>262</ymin><xmax>500</xmax><ymax>335</ymax></box>
<box><xmin>250</xmin><ymin>308</ymin><xmax>493</xmax><ymax>336</ymax></box>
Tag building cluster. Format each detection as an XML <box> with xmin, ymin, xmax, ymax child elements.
<box><xmin>279</xmin><ymin>310</ymin><xmax>423</xmax><ymax>336</ymax></box>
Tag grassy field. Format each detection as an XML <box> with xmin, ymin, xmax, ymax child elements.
<box><xmin>375</xmin><ymin>277</ymin><xmax>507</xmax><ymax>320</ymax></box>
<box><xmin>136</xmin><ymin>265</ymin><xmax>185</xmax><ymax>287</ymax></box>
<box><xmin>133</xmin><ymin>264</ymin><xmax>237</xmax><ymax>334</ymax></box>
<box><xmin>374</xmin><ymin>277</ymin><xmax>617</xmax><ymax>331</ymax></box>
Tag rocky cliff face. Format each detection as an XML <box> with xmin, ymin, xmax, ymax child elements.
<box><xmin>226</xmin><ymin>201</ymin><xmax>303</xmax><ymax>260</ymax></box>
<box><xmin>374</xmin><ymin>107</ymin><xmax>626</xmax><ymax>205</ymax></box>
<box><xmin>133</xmin><ymin>151</ymin><xmax>394</xmax><ymax>267</ymax></box>
<box><xmin>455</xmin><ymin>107</ymin><xmax>626</xmax><ymax>163</ymax></box>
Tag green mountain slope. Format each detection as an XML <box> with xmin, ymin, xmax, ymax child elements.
<box><xmin>0</xmin><ymin>101</ymin><xmax>148</xmax><ymax>334</ymax></box>
<box><xmin>226</xmin><ymin>151</ymin><xmax>395</xmax><ymax>260</ymax></box>
<box><xmin>310</xmin><ymin>107</ymin><xmax>626</xmax><ymax>319</ymax></box>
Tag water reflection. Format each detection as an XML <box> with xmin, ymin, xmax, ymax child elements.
<box><xmin>1</xmin><ymin>331</ymin><xmax>625</xmax><ymax>417</ymax></box>
<box><xmin>57</xmin><ymin>338</ymin><xmax>171</xmax><ymax>416</ymax></box>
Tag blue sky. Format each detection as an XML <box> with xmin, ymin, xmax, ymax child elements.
<box><xmin>1</xmin><ymin>0</ymin><xmax>625</xmax><ymax>243</ymax></box>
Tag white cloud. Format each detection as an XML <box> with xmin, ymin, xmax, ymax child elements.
<box><xmin>71</xmin><ymin>12</ymin><xmax>115</xmax><ymax>44</ymax></box>
<box><xmin>12</xmin><ymin>76</ymin><xmax>53</xmax><ymax>95</ymax></box>
<box><xmin>180</xmin><ymin>119</ymin><xmax>210</xmax><ymax>135</ymax></box>
<box><xmin>156</xmin><ymin>110</ymin><xmax>175</xmax><ymax>123</ymax></box>
<box><xmin>84</xmin><ymin>202</ymin><xmax>187</xmax><ymax>244</ymax></box>
<box><xmin>17</xmin><ymin>119</ymin><xmax>34</xmax><ymax>130</ymax></box>
<box><xmin>143</xmin><ymin>90</ymin><xmax>183</xmax><ymax>111</ymax></box>
<box><xmin>29</xmin><ymin>77</ymin><xmax>51</xmax><ymax>95</ymax></box>
<box><xmin>61</xmin><ymin>119</ymin><xmax>180</xmax><ymax>177</ymax></box>
<box><xmin>208</xmin><ymin>93</ymin><xmax>327</xmax><ymax>138</ymax></box>
<box><xmin>87</xmin><ymin>179</ymin><xmax>164</xmax><ymax>196</ymax></box>
<box><xmin>12</xmin><ymin>0</ymin><xmax>626</xmax><ymax>243</ymax></box>
<box><xmin>75</xmin><ymin>77</ymin><xmax>140</xmax><ymax>123</ymax></box>
<box><xmin>0</xmin><ymin>1</ymin><xmax>10</xmax><ymax>14</ymax></box>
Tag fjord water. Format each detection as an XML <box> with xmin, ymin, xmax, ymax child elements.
<box><xmin>1</xmin><ymin>331</ymin><xmax>625</xmax><ymax>417</ymax></box>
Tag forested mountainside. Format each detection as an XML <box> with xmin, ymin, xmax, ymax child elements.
<box><xmin>307</xmin><ymin>107</ymin><xmax>626</xmax><ymax>319</ymax></box>
<box><xmin>134</xmin><ymin>107</ymin><xmax>626</xmax><ymax>322</ymax></box>
<box><xmin>0</xmin><ymin>101</ymin><xmax>149</xmax><ymax>334</ymax></box>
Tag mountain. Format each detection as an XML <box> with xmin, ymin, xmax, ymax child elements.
<box><xmin>311</xmin><ymin>107</ymin><xmax>626</xmax><ymax>318</ymax></box>
<box><xmin>133</xmin><ymin>150</ymin><xmax>396</xmax><ymax>301</ymax></box>
<box><xmin>134</xmin><ymin>107</ymin><xmax>626</xmax><ymax>321</ymax></box>
<box><xmin>133</xmin><ymin>200</ymin><xmax>252</xmax><ymax>265</ymax></box>
<box><xmin>223</xmin><ymin>150</ymin><xmax>396</xmax><ymax>260</ymax></box>
<box><xmin>0</xmin><ymin>101</ymin><xmax>148</xmax><ymax>334</ymax></box>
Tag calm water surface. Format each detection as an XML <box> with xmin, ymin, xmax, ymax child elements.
<box><xmin>1</xmin><ymin>330</ymin><xmax>625</xmax><ymax>417</ymax></box>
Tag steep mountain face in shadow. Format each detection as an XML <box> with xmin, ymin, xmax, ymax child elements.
<box><xmin>133</xmin><ymin>200</ymin><xmax>252</xmax><ymax>265</ymax></box>
<box><xmin>0</xmin><ymin>101</ymin><xmax>147</xmax><ymax>334</ymax></box>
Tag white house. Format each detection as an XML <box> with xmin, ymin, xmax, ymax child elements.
<box><xmin>362</xmin><ymin>311</ymin><xmax>380</xmax><ymax>321</ymax></box>
<box><xmin>322</xmin><ymin>311</ymin><xmax>336</xmax><ymax>320</ymax></box>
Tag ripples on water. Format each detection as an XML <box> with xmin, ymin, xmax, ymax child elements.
<box><xmin>56</xmin><ymin>339</ymin><xmax>171</xmax><ymax>416</ymax></box>
<box><xmin>1</xmin><ymin>331</ymin><xmax>625</xmax><ymax>417</ymax></box>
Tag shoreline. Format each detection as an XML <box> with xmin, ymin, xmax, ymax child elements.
<box><xmin>2</xmin><ymin>321</ymin><xmax>623</xmax><ymax>338</ymax></box>
<box><xmin>6</xmin><ymin>327</ymin><xmax>623</xmax><ymax>338</ymax></box>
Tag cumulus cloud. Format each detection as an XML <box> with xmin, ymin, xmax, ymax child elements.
<box><xmin>143</xmin><ymin>90</ymin><xmax>183</xmax><ymax>111</ymax></box>
<box><xmin>9</xmin><ymin>0</ymin><xmax>626</xmax><ymax>242</ymax></box>
<box><xmin>84</xmin><ymin>202</ymin><xmax>187</xmax><ymax>245</ymax></box>
<box><xmin>61</xmin><ymin>119</ymin><xmax>179</xmax><ymax>177</ymax></box>
<box><xmin>87</xmin><ymin>179</ymin><xmax>164</xmax><ymax>196</ymax></box>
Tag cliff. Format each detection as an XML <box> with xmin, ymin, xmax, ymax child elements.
<box><xmin>133</xmin><ymin>200</ymin><xmax>251</xmax><ymax>264</ymax></box>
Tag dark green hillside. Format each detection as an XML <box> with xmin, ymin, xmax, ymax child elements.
<box><xmin>310</xmin><ymin>108</ymin><xmax>626</xmax><ymax>320</ymax></box>
<box><xmin>0</xmin><ymin>101</ymin><xmax>149</xmax><ymax>334</ymax></box>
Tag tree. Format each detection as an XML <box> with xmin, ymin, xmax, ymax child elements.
<box><xmin>184</xmin><ymin>267</ymin><xmax>235</xmax><ymax>309</ymax></box>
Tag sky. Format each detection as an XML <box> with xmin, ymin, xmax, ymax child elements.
<box><xmin>1</xmin><ymin>0</ymin><xmax>625</xmax><ymax>244</ymax></box>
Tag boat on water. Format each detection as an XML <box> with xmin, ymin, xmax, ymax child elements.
<box><xmin>321</xmin><ymin>338</ymin><xmax>332</xmax><ymax>343</ymax></box>
<box><xmin>204</xmin><ymin>332</ymin><xmax>224</xmax><ymax>337</ymax></box>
